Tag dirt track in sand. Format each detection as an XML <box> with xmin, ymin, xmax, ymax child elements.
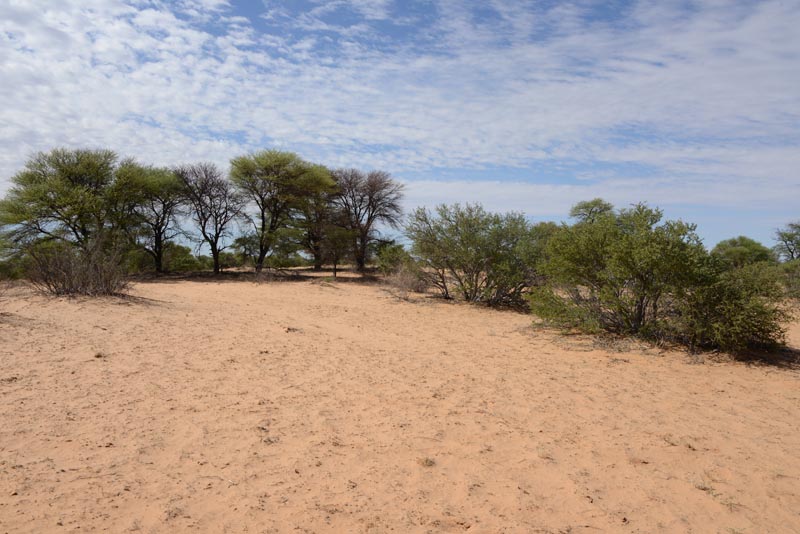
<box><xmin>1</xmin><ymin>277</ymin><xmax>799</xmax><ymax>533</ymax></box>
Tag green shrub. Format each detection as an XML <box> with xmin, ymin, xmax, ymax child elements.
<box><xmin>530</xmin><ymin>200</ymin><xmax>788</xmax><ymax>353</ymax></box>
<box><xmin>219</xmin><ymin>251</ymin><xmax>243</xmax><ymax>270</ymax></box>
<box><xmin>264</xmin><ymin>252</ymin><xmax>309</xmax><ymax>269</ymax></box>
<box><xmin>195</xmin><ymin>254</ymin><xmax>214</xmax><ymax>271</ymax></box>
<box><xmin>531</xmin><ymin>203</ymin><xmax>705</xmax><ymax>334</ymax></box>
<box><xmin>678</xmin><ymin>262</ymin><xmax>789</xmax><ymax>352</ymax></box>
<box><xmin>711</xmin><ymin>236</ymin><xmax>776</xmax><ymax>269</ymax></box>
<box><xmin>163</xmin><ymin>244</ymin><xmax>203</xmax><ymax>272</ymax></box>
<box><xmin>376</xmin><ymin>242</ymin><xmax>412</xmax><ymax>275</ymax></box>
<box><xmin>406</xmin><ymin>203</ymin><xmax>541</xmax><ymax>307</ymax></box>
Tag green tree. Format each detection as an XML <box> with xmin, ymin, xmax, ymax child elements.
<box><xmin>0</xmin><ymin>148</ymin><xmax>124</xmax><ymax>249</ymax></box>
<box><xmin>531</xmin><ymin>202</ymin><xmax>706</xmax><ymax>334</ymax></box>
<box><xmin>230</xmin><ymin>150</ymin><xmax>334</xmax><ymax>272</ymax></box>
<box><xmin>530</xmin><ymin>200</ymin><xmax>788</xmax><ymax>353</ymax></box>
<box><xmin>321</xmin><ymin>224</ymin><xmax>354</xmax><ymax>277</ymax></box>
<box><xmin>711</xmin><ymin>236</ymin><xmax>776</xmax><ymax>269</ymax></box>
<box><xmin>295</xmin><ymin>187</ymin><xmax>339</xmax><ymax>271</ymax></box>
<box><xmin>569</xmin><ymin>198</ymin><xmax>614</xmax><ymax>223</ymax></box>
<box><xmin>115</xmin><ymin>162</ymin><xmax>185</xmax><ymax>273</ymax></box>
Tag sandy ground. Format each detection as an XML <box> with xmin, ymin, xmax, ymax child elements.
<box><xmin>1</xmin><ymin>277</ymin><xmax>799</xmax><ymax>534</ymax></box>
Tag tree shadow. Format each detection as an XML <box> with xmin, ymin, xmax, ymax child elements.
<box><xmin>130</xmin><ymin>268</ymin><xmax>383</xmax><ymax>286</ymax></box>
<box><xmin>731</xmin><ymin>345</ymin><xmax>800</xmax><ymax>370</ymax></box>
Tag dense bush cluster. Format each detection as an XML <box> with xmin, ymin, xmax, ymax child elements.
<box><xmin>400</xmin><ymin>199</ymin><xmax>794</xmax><ymax>353</ymax></box>
<box><xmin>527</xmin><ymin>202</ymin><xmax>790</xmax><ymax>353</ymax></box>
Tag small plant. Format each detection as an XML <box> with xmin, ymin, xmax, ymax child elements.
<box><xmin>376</xmin><ymin>242</ymin><xmax>411</xmax><ymax>276</ymax></box>
<box><xmin>385</xmin><ymin>264</ymin><xmax>429</xmax><ymax>298</ymax></box>
<box><xmin>25</xmin><ymin>239</ymin><xmax>129</xmax><ymax>296</ymax></box>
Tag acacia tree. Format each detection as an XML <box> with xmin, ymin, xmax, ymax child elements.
<box><xmin>230</xmin><ymin>150</ymin><xmax>334</xmax><ymax>272</ymax></box>
<box><xmin>116</xmin><ymin>162</ymin><xmax>185</xmax><ymax>273</ymax></box>
<box><xmin>0</xmin><ymin>148</ymin><xmax>138</xmax><ymax>295</ymax></box>
<box><xmin>711</xmin><ymin>236</ymin><xmax>776</xmax><ymax>269</ymax></box>
<box><xmin>569</xmin><ymin>198</ymin><xmax>614</xmax><ymax>223</ymax></box>
<box><xmin>322</xmin><ymin>223</ymin><xmax>354</xmax><ymax>278</ymax></box>
<box><xmin>0</xmin><ymin>148</ymin><xmax>122</xmax><ymax>249</ymax></box>
<box><xmin>332</xmin><ymin>169</ymin><xmax>404</xmax><ymax>271</ymax></box>
<box><xmin>176</xmin><ymin>162</ymin><xmax>242</xmax><ymax>274</ymax></box>
<box><xmin>775</xmin><ymin>222</ymin><xmax>800</xmax><ymax>261</ymax></box>
<box><xmin>296</xmin><ymin>186</ymin><xmax>340</xmax><ymax>270</ymax></box>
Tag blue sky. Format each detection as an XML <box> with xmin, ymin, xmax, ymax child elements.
<box><xmin>1</xmin><ymin>0</ymin><xmax>798</xmax><ymax>247</ymax></box>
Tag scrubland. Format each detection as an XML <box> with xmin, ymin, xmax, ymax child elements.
<box><xmin>1</xmin><ymin>276</ymin><xmax>799</xmax><ymax>533</ymax></box>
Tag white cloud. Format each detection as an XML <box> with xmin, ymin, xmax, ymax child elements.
<box><xmin>0</xmin><ymin>0</ymin><xmax>797</xmax><ymax>244</ymax></box>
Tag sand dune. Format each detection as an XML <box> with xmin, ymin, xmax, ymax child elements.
<box><xmin>1</xmin><ymin>278</ymin><xmax>799</xmax><ymax>533</ymax></box>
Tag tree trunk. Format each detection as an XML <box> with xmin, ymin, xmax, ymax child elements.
<box><xmin>255</xmin><ymin>248</ymin><xmax>268</xmax><ymax>273</ymax></box>
<box><xmin>154</xmin><ymin>249</ymin><xmax>164</xmax><ymax>274</ymax></box>
<box><xmin>355</xmin><ymin>239</ymin><xmax>367</xmax><ymax>271</ymax></box>
<box><xmin>153</xmin><ymin>234</ymin><xmax>164</xmax><ymax>274</ymax></box>
<box><xmin>211</xmin><ymin>247</ymin><xmax>221</xmax><ymax>274</ymax></box>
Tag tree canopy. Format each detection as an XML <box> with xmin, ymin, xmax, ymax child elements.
<box><xmin>230</xmin><ymin>150</ymin><xmax>335</xmax><ymax>272</ymax></box>
<box><xmin>333</xmin><ymin>169</ymin><xmax>404</xmax><ymax>271</ymax></box>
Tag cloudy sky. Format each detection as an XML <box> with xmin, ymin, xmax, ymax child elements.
<box><xmin>1</xmin><ymin>0</ymin><xmax>798</xmax><ymax>246</ymax></box>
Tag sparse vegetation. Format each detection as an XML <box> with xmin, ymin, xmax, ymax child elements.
<box><xmin>0</xmin><ymin>147</ymin><xmax>794</xmax><ymax>358</ymax></box>
<box><xmin>25</xmin><ymin>238</ymin><xmax>129</xmax><ymax>296</ymax></box>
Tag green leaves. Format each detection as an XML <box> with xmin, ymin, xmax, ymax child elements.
<box><xmin>0</xmin><ymin>148</ymin><xmax>121</xmax><ymax>248</ymax></box>
<box><xmin>229</xmin><ymin>150</ymin><xmax>335</xmax><ymax>270</ymax></box>
<box><xmin>711</xmin><ymin>235</ymin><xmax>776</xmax><ymax>269</ymax></box>
<box><xmin>530</xmin><ymin>199</ymin><xmax>788</xmax><ymax>353</ymax></box>
<box><xmin>406</xmin><ymin>203</ymin><xmax>539</xmax><ymax>307</ymax></box>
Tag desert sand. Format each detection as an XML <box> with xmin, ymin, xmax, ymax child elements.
<box><xmin>1</xmin><ymin>276</ymin><xmax>799</xmax><ymax>533</ymax></box>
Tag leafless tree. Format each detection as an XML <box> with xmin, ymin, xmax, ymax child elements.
<box><xmin>332</xmin><ymin>169</ymin><xmax>404</xmax><ymax>271</ymax></box>
<box><xmin>175</xmin><ymin>163</ymin><xmax>243</xmax><ymax>274</ymax></box>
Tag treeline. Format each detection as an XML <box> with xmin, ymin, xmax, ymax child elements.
<box><xmin>1</xmin><ymin>147</ymin><xmax>798</xmax><ymax>354</ymax></box>
<box><xmin>0</xmin><ymin>147</ymin><xmax>403</xmax><ymax>286</ymax></box>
